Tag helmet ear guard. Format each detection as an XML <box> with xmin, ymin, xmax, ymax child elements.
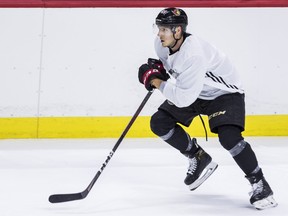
<box><xmin>171</xmin><ymin>25</ymin><xmax>186</xmax><ymax>34</ymax></box>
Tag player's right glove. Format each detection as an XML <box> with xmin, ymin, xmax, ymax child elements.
<box><xmin>138</xmin><ymin>59</ymin><xmax>169</xmax><ymax>91</ymax></box>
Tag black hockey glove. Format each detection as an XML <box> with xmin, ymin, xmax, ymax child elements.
<box><xmin>148</xmin><ymin>58</ymin><xmax>170</xmax><ymax>80</ymax></box>
<box><xmin>138</xmin><ymin>59</ymin><xmax>169</xmax><ymax>91</ymax></box>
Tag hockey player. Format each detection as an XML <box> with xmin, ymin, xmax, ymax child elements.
<box><xmin>138</xmin><ymin>7</ymin><xmax>277</xmax><ymax>210</ymax></box>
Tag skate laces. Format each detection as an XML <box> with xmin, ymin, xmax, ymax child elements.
<box><xmin>249</xmin><ymin>179</ymin><xmax>264</xmax><ymax>196</ymax></box>
<box><xmin>187</xmin><ymin>157</ymin><xmax>198</xmax><ymax>175</ymax></box>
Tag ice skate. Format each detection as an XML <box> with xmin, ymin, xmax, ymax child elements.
<box><xmin>246</xmin><ymin>174</ymin><xmax>278</xmax><ymax>210</ymax></box>
<box><xmin>184</xmin><ymin>139</ymin><xmax>218</xmax><ymax>190</ymax></box>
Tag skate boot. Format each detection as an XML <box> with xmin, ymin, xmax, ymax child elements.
<box><xmin>184</xmin><ymin>138</ymin><xmax>218</xmax><ymax>190</ymax></box>
<box><xmin>246</xmin><ymin>170</ymin><xmax>278</xmax><ymax>210</ymax></box>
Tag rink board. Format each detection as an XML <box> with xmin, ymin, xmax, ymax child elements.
<box><xmin>0</xmin><ymin>115</ymin><xmax>287</xmax><ymax>139</ymax></box>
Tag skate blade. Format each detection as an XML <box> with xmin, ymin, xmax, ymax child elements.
<box><xmin>189</xmin><ymin>161</ymin><xmax>218</xmax><ymax>191</ymax></box>
<box><xmin>253</xmin><ymin>195</ymin><xmax>278</xmax><ymax>210</ymax></box>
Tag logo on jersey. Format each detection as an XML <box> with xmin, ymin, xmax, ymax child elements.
<box><xmin>208</xmin><ymin>110</ymin><xmax>226</xmax><ymax>120</ymax></box>
<box><xmin>168</xmin><ymin>69</ymin><xmax>179</xmax><ymax>79</ymax></box>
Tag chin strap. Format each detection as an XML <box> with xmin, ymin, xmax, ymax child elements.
<box><xmin>169</xmin><ymin>38</ymin><xmax>179</xmax><ymax>49</ymax></box>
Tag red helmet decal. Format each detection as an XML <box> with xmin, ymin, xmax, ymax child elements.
<box><xmin>172</xmin><ymin>9</ymin><xmax>181</xmax><ymax>16</ymax></box>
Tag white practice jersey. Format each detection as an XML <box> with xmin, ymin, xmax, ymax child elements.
<box><xmin>155</xmin><ymin>34</ymin><xmax>244</xmax><ymax>108</ymax></box>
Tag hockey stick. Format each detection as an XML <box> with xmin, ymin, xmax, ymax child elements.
<box><xmin>49</xmin><ymin>90</ymin><xmax>153</xmax><ymax>203</ymax></box>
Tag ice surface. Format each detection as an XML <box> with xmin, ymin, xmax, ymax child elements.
<box><xmin>0</xmin><ymin>137</ymin><xmax>287</xmax><ymax>216</ymax></box>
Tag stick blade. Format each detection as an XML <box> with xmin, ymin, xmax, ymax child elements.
<box><xmin>49</xmin><ymin>192</ymin><xmax>85</xmax><ymax>203</ymax></box>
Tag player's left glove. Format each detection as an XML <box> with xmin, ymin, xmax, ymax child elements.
<box><xmin>138</xmin><ymin>59</ymin><xmax>169</xmax><ymax>91</ymax></box>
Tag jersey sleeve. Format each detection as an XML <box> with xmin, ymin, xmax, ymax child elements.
<box><xmin>160</xmin><ymin>55</ymin><xmax>206</xmax><ymax>108</ymax></box>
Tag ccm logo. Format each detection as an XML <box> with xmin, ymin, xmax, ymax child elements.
<box><xmin>208</xmin><ymin>110</ymin><xmax>226</xmax><ymax>120</ymax></box>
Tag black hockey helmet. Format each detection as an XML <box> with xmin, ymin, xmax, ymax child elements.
<box><xmin>155</xmin><ymin>8</ymin><xmax>188</xmax><ymax>32</ymax></box>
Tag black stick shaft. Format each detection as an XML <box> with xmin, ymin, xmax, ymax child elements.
<box><xmin>85</xmin><ymin>90</ymin><xmax>153</xmax><ymax>192</ymax></box>
<box><xmin>49</xmin><ymin>91</ymin><xmax>153</xmax><ymax>203</ymax></box>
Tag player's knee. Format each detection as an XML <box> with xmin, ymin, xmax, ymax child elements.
<box><xmin>217</xmin><ymin>125</ymin><xmax>244</xmax><ymax>151</ymax></box>
<box><xmin>150</xmin><ymin>111</ymin><xmax>175</xmax><ymax>137</ymax></box>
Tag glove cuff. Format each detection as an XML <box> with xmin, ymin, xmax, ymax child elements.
<box><xmin>142</xmin><ymin>68</ymin><xmax>161</xmax><ymax>86</ymax></box>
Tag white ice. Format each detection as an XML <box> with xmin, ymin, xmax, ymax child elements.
<box><xmin>0</xmin><ymin>137</ymin><xmax>287</xmax><ymax>216</ymax></box>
